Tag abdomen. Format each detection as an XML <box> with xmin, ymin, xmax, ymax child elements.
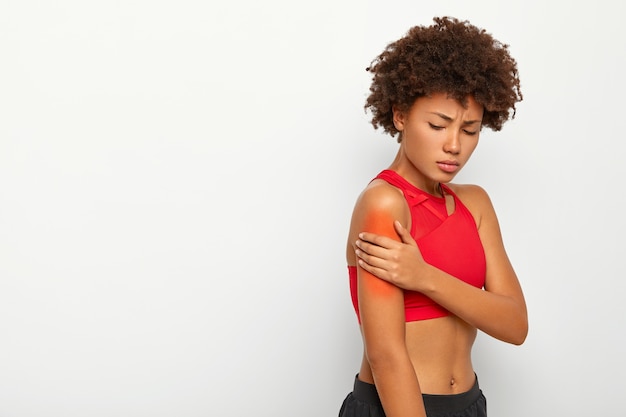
<box><xmin>405</xmin><ymin>315</ymin><xmax>477</xmax><ymax>394</ymax></box>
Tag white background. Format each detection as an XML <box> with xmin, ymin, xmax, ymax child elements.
<box><xmin>1</xmin><ymin>0</ymin><xmax>625</xmax><ymax>416</ymax></box>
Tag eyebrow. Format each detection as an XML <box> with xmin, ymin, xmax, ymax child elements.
<box><xmin>430</xmin><ymin>112</ymin><xmax>481</xmax><ymax>125</ymax></box>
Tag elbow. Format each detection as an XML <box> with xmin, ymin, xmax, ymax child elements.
<box><xmin>365</xmin><ymin>342</ymin><xmax>406</xmax><ymax>373</ymax></box>
<box><xmin>509</xmin><ymin>316</ymin><xmax>529</xmax><ymax>346</ymax></box>
<box><xmin>510</xmin><ymin>329</ymin><xmax>527</xmax><ymax>346</ymax></box>
<box><xmin>493</xmin><ymin>309</ymin><xmax>528</xmax><ymax>346</ymax></box>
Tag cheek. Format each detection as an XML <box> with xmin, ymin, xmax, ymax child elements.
<box><xmin>467</xmin><ymin>142</ymin><xmax>479</xmax><ymax>155</ymax></box>
<box><xmin>463</xmin><ymin>137</ymin><xmax>480</xmax><ymax>157</ymax></box>
<box><xmin>403</xmin><ymin>127</ymin><xmax>435</xmax><ymax>153</ymax></box>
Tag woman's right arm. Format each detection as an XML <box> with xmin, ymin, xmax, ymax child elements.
<box><xmin>349</xmin><ymin>184</ymin><xmax>427</xmax><ymax>417</ymax></box>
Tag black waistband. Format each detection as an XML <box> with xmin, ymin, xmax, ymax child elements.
<box><xmin>352</xmin><ymin>374</ymin><xmax>482</xmax><ymax>414</ymax></box>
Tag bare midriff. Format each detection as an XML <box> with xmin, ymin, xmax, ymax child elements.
<box><xmin>357</xmin><ymin>315</ymin><xmax>477</xmax><ymax>394</ymax></box>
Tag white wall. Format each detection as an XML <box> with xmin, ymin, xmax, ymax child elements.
<box><xmin>1</xmin><ymin>0</ymin><xmax>624</xmax><ymax>416</ymax></box>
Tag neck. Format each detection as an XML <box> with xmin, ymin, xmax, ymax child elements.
<box><xmin>388</xmin><ymin>148</ymin><xmax>443</xmax><ymax>197</ymax></box>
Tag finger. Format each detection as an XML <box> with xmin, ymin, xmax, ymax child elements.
<box><xmin>358</xmin><ymin>232</ymin><xmax>399</xmax><ymax>249</ymax></box>
<box><xmin>394</xmin><ymin>220</ymin><xmax>417</xmax><ymax>246</ymax></box>
<box><xmin>355</xmin><ymin>239</ymin><xmax>395</xmax><ymax>261</ymax></box>
<box><xmin>357</xmin><ymin>259</ymin><xmax>392</xmax><ymax>282</ymax></box>
<box><xmin>355</xmin><ymin>247</ymin><xmax>389</xmax><ymax>269</ymax></box>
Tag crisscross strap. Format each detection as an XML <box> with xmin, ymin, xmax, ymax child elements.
<box><xmin>375</xmin><ymin>170</ymin><xmax>449</xmax><ymax>237</ymax></box>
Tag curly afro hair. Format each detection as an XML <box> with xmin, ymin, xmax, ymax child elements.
<box><xmin>365</xmin><ymin>17</ymin><xmax>522</xmax><ymax>141</ymax></box>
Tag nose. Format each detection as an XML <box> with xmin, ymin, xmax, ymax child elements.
<box><xmin>443</xmin><ymin>131</ymin><xmax>461</xmax><ymax>155</ymax></box>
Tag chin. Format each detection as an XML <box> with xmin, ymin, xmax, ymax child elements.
<box><xmin>437</xmin><ymin>173</ymin><xmax>458</xmax><ymax>183</ymax></box>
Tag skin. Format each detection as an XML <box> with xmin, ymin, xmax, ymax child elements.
<box><xmin>346</xmin><ymin>93</ymin><xmax>528</xmax><ymax>417</ymax></box>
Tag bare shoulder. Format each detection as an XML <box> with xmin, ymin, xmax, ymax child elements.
<box><xmin>446</xmin><ymin>183</ymin><xmax>496</xmax><ymax>229</ymax></box>
<box><xmin>354</xmin><ymin>179</ymin><xmax>407</xmax><ymax>214</ymax></box>
<box><xmin>447</xmin><ymin>183</ymin><xmax>491</xmax><ymax>203</ymax></box>
<box><xmin>351</xmin><ymin>179</ymin><xmax>410</xmax><ymax>230</ymax></box>
<box><xmin>346</xmin><ymin>180</ymin><xmax>410</xmax><ymax>263</ymax></box>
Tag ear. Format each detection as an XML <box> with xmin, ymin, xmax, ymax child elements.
<box><xmin>392</xmin><ymin>105</ymin><xmax>406</xmax><ymax>132</ymax></box>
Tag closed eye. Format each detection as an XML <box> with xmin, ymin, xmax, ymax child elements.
<box><xmin>463</xmin><ymin>129</ymin><xmax>478</xmax><ymax>136</ymax></box>
<box><xmin>428</xmin><ymin>123</ymin><xmax>444</xmax><ymax>131</ymax></box>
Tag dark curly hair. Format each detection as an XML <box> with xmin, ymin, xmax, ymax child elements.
<box><xmin>365</xmin><ymin>17</ymin><xmax>522</xmax><ymax>141</ymax></box>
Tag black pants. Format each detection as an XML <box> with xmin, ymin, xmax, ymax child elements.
<box><xmin>338</xmin><ymin>375</ymin><xmax>487</xmax><ymax>417</ymax></box>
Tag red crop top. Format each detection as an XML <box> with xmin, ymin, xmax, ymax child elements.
<box><xmin>349</xmin><ymin>170</ymin><xmax>486</xmax><ymax>322</ymax></box>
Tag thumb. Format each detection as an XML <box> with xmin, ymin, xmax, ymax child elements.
<box><xmin>394</xmin><ymin>220</ymin><xmax>417</xmax><ymax>246</ymax></box>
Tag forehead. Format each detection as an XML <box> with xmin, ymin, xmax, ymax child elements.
<box><xmin>412</xmin><ymin>93</ymin><xmax>484</xmax><ymax>119</ymax></box>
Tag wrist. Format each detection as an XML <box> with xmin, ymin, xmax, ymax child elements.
<box><xmin>416</xmin><ymin>263</ymin><xmax>438</xmax><ymax>294</ymax></box>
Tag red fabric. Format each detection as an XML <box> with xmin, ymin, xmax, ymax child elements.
<box><xmin>349</xmin><ymin>170</ymin><xmax>486</xmax><ymax>323</ymax></box>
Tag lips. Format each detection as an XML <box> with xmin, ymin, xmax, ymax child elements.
<box><xmin>436</xmin><ymin>160</ymin><xmax>459</xmax><ymax>173</ymax></box>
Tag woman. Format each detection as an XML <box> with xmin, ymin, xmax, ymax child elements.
<box><xmin>339</xmin><ymin>17</ymin><xmax>528</xmax><ymax>417</ymax></box>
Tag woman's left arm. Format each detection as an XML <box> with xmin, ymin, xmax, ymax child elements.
<box><xmin>355</xmin><ymin>185</ymin><xmax>528</xmax><ymax>345</ymax></box>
